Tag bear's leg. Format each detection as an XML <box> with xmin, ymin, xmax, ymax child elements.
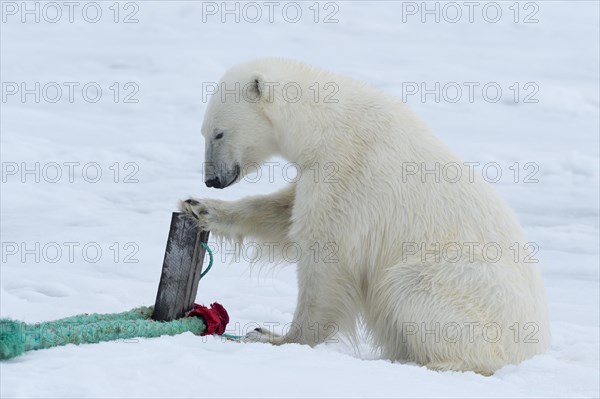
<box><xmin>245</xmin><ymin>258</ymin><xmax>358</xmax><ymax>347</ymax></box>
<box><xmin>180</xmin><ymin>184</ymin><xmax>294</xmax><ymax>244</ymax></box>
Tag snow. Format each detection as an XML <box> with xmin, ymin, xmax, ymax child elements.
<box><xmin>1</xmin><ymin>1</ymin><xmax>598</xmax><ymax>397</ymax></box>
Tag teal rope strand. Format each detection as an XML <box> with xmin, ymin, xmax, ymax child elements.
<box><xmin>199</xmin><ymin>242</ymin><xmax>213</xmax><ymax>280</ymax></box>
<box><xmin>221</xmin><ymin>333</ymin><xmax>244</xmax><ymax>341</ymax></box>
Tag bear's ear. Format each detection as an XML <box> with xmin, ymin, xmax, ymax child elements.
<box><xmin>248</xmin><ymin>72</ymin><xmax>271</xmax><ymax>102</ymax></box>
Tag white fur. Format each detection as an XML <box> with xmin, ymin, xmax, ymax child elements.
<box><xmin>181</xmin><ymin>58</ymin><xmax>551</xmax><ymax>375</ymax></box>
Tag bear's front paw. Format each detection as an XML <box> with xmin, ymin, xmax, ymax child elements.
<box><xmin>241</xmin><ymin>327</ymin><xmax>290</xmax><ymax>346</ymax></box>
<box><xmin>179</xmin><ymin>198</ymin><xmax>217</xmax><ymax>230</ymax></box>
<box><xmin>243</xmin><ymin>328</ymin><xmax>276</xmax><ymax>344</ymax></box>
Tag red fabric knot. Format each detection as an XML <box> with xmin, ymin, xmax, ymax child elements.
<box><xmin>187</xmin><ymin>302</ymin><xmax>229</xmax><ymax>336</ymax></box>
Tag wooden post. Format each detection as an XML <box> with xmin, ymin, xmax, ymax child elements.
<box><xmin>152</xmin><ymin>212</ymin><xmax>210</xmax><ymax>321</ymax></box>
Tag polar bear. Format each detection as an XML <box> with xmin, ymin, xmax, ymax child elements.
<box><xmin>180</xmin><ymin>58</ymin><xmax>551</xmax><ymax>374</ymax></box>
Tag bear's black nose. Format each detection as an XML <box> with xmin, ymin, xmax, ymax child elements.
<box><xmin>205</xmin><ymin>177</ymin><xmax>222</xmax><ymax>188</ymax></box>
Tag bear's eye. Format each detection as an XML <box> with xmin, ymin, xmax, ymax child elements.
<box><xmin>215</xmin><ymin>132</ymin><xmax>224</xmax><ymax>140</ymax></box>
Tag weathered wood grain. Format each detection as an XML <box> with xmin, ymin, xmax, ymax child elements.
<box><xmin>152</xmin><ymin>212</ymin><xmax>210</xmax><ymax>321</ymax></box>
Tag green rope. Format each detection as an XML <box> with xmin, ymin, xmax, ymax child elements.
<box><xmin>0</xmin><ymin>307</ymin><xmax>207</xmax><ymax>360</ymax></box>
<box><xmin>199</xmin><ymin>242</ymin><xmax>213</xmax><ymax>280</ymax></box>
<box><xmin>0</xmin><ymin>241</ymin><xmax>219</xmax><ymax>360</ymax></box>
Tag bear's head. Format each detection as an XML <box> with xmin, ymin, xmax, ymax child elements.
<box><xmin>201</xmin><ymin>64</ymin><xmax>278</xmax><ymax>189</ymax></box>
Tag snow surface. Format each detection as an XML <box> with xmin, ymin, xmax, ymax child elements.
<box><xmin>1</xmin><ymin>1</ymin><xmax>599</xmax><ymax>397</ymax></box>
